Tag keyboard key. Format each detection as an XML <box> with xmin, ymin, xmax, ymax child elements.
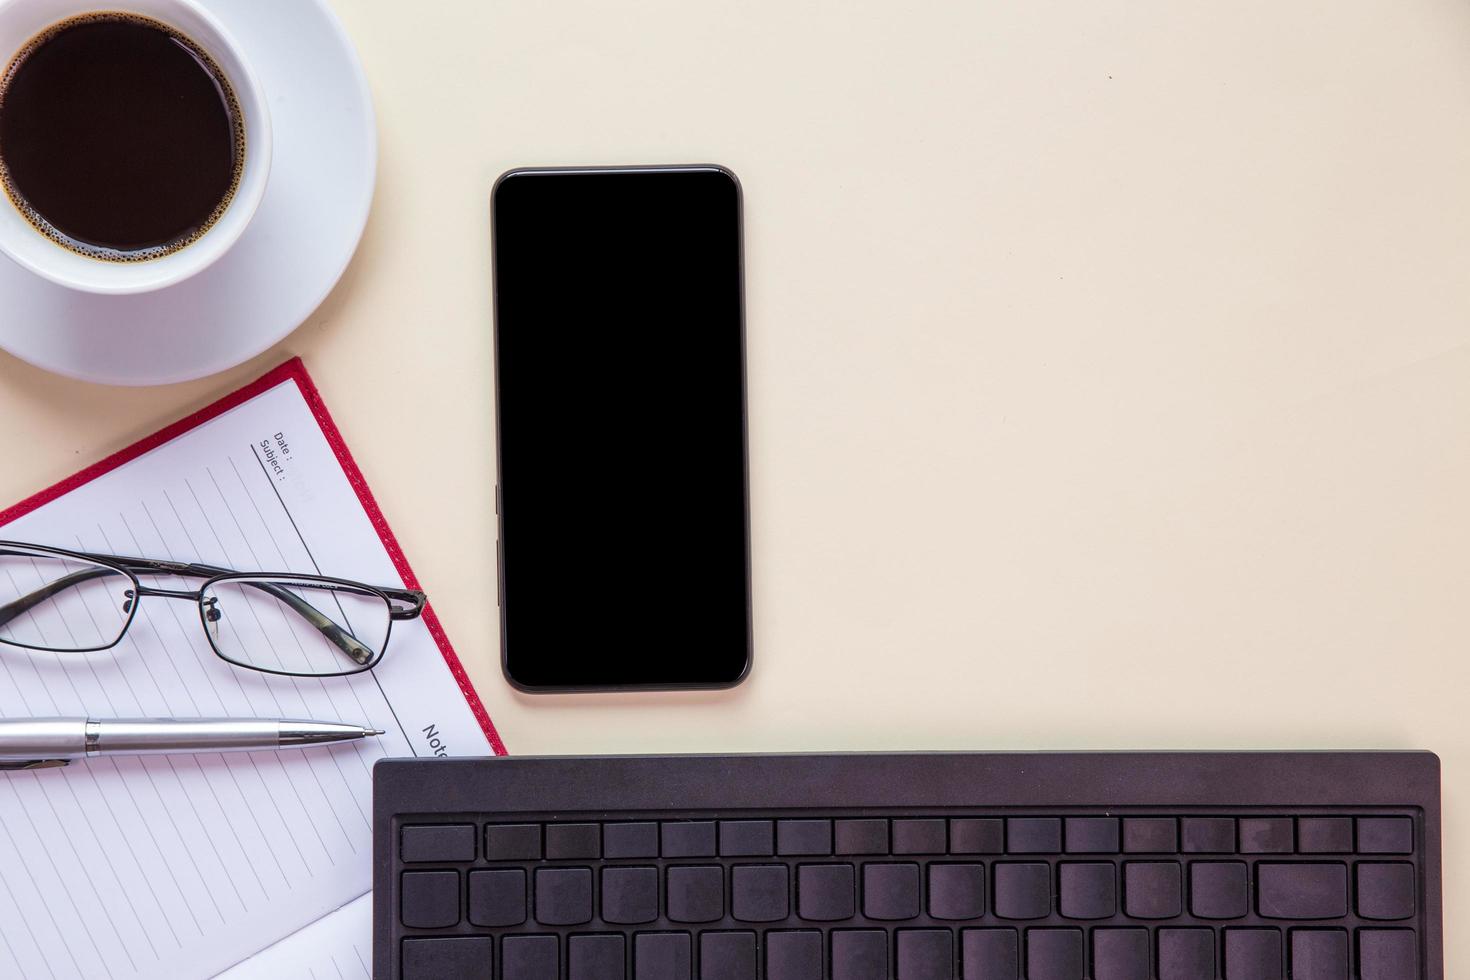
<box><xmin>535</xmin><ymin>867</ymin><xmax>592</xmax><ymax>925</ymax></box>
<box><xmin>961</xmin><ymin>929</ymin><xmax>1018</xmax><ymax>980</ymax></box>
<box><xmin>1358</xmin><ymin>817</ymin><xmax>1413</xmax><ymax>854</ymax></box>
<box><xmin>992</xmin><ymin>863</ymin><xmax>1050</xmax><ymax>919</ymax></box>
<box><xmin>1358</xmin><ymin>929</ymin><xmax>1419</xmax><ymax>980</ymax></box>
<box><xmin>864</xmin><ymin>862</ymin><xmax>922</xmax><ymax>920</ymax></box>
<box><xmin>1296</xmin><ymin>817</ymin><xmax>1352</xmax><ymax>854</ymax></box>
<box><xmin>1063</xmin><ymin>817</ymin><xmax>1118</xmax><ymax>853</ymax></box>
<box><xmin>1092</xmin><ymin>929</ymin><xmax>1149</xmax><ymax>980</ymax></box>
<box><xmin>504</xmin><ymin>935</ymin><xmax>559</xmax><ymax>980</ymax></box>
<box><xmin>720</xmin><ymin>820</ymin><xmax>774</xmax><ymax>856</ymax></box>
<box><xmin>929</xmin><ymin>863</ymin><xmax>985</xmax><ymax>919</ymax></box>
<box><xmin>835</xmin><ymin>819</ymin><xmax>888</xmax><ymax>855</ymax></box>
<box><xmin>701</xmin><ymin>932</ymin><xmax>757</xmax><ymax>980</ymax></box>
<box><xmin>1158</xmin><ymin>929</ymin><xmax>1214</xmax><ymax>980</ymax></box>
<box><xmin>798</xmin><ymin>863</ymin><xmax>855</xmax><ymax>921</ymax></box>
<box><xmin>635</xmin><ymin>933</ymin><xmax>690</xmax><ymax>980</ymax></box>
<box><xmin>1123</xmin><ymin>862</ymin><xmax>1182</xmax><ymax>919</ymax></box>
<box><xmin>767</xmin><ymin>930</ymin><xmax>823</xmax><ymax>980</ymax></box>
<box><xmin>731</xmin><ymin>864</ymin><xmax>789</xmax><ymax>922</ymax></box>
<box><xmin>832</xmin><ymin>930</ymin><xmax>887</xmax><ymax>980</ymax></box>
<box><xmin>1256</xmin><ymin>863</ymin><xmax>1347</xmax><ymax>919</ymax></box>
<box><xmin>898</xmin><ymin>929</ymin><xmax>953</xmax><ymax>980</ymax></box>
<box><xmin>602</xmin><ymin>866</ymin><xmax>658</xmax><ymax>924</ymax></box>
<box><xmin>1190</xmin><ymin>861</ymin><xmax>1248</xmax><ymax>919</ymax></box>
<box><xmin>605</xmin><ymin>822</ymin><xmax>659</xmax><ymax>858</ymax></box>
<box><xmin>950</xmin><ymin>818</ymin><xmax>1003</xmax><ymax>855</ymax></box>
<box><xmin>661</xmin><ymin>822</ymin><xmax>715</xmax><ymax>857</ymax></box>
<box><xmin>1239</xmin><ymin>818</ymin><xmax>1292</xmax><ymax>854</ymax></box>
<box><xmin>666</xmin><ymin>865</ymin><xmax>723</xmax><ymax>922</ymax></box>
<box><xmin>402</xmin><ymin>824</ymin><xmax>475</xmax><ymax>863</ymax></box>
<box><xmin>1181</xmin><ymin>817</ymin><xmax>1235</xmax><ymax>854</ymax></box>
<box><xmin>468</xmin><ymin>868</ymin><xmax>526</xmax><ymax>927</ymax></box>
<box><xmin>893</xmin><ymin>818</ymin><xmax>946</xmax><ymax>854</ymax></box>
<box><xmin>1358</xmin><ymin>863</ymin><xmax>1415</xmax><ymax>920</ymax></box>
<box><xmin>778</xmin><ymin>820</ymin><xmax>832</xmax><ymax>856</ymax></box>
<box><xmin>1123</xmin><ymin>817</ymin><xmax>1178</xmax><ymax>853</ymax></box>
<box><xmin>1058</xmin><ymin>862</ymin><xmax>1114</xmax><ymax>919</ymax></box>
<box><xmin>547</xmin><ymin>823</ymin><xmax>601</xmax><ymax>859</ymax></box>
<box><xmin>1222</xmin><ymin>929</ymin><xmax>1282</xmax><ymax>980</ymax></box>
<box><xmin>402</xmin><ymin>936</ymin><xmax>493</xmax><ymax>980</ymax></box>
<box><xmin>570</xmin><ymin>934</ymin><xmax>625</xmax><ymax>980</ymax></box>
<box><xmin>485</xmin><ymin>824</ymin><xmax>541</xmax><ymax>860</ymax></box>
<box><xmin>1006</xmin><ymin>817</ymin><xmax>1060</xmax><ymax>853</ymax></box>
<box><xmin>1025</xmin><ymin>929</ymin><xmax>1083</xmax><ymax>980</ymax></box>
<box><xmin>1289</xmin><ymin>929</ymin><xmax>1348</xmax><ymax>980</ymax></box>
<box><xmin>401</xmin><ymin>870</ymin><xmax>459</xmax><ymax>928</ymax></box>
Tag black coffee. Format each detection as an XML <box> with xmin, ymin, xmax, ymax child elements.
<box><xmin>0</xmin><ymin>13</ymin><xmax>245</xmax><ymax>262</ymax></box>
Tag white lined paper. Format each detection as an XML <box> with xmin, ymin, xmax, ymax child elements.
<box><xmin>0</xmin><ymin>378</ymin><xmax>492</xmax><ymax>979</ymax></box>
<box><xmin>215</xmin><ymin>893</ymin><xmax>372</xmax><ymax>980</ymax></box>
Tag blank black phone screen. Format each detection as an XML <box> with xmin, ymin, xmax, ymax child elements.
<box><xmin>492</xmin><ymin>167</ymin><xmax>750</xmax><ymax>690</ymax></box>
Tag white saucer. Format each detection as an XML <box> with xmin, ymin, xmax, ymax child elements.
<box><xmin>0</xmin><ymin>0</ymin><xmax>375</xmax><ymax>386</ymax></box>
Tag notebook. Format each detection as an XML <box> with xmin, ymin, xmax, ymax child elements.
<box><xmin>0</xmin><ymin>358</ymin><xmax>504</xmax><ymax>980</ymax></box>
<box><xmin>217</xmin><ymin>893</ymin><xmax>372</xmax><ymax>980</ymax></box>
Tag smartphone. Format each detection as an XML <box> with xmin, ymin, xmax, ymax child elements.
<box><xmin>491</xmin><ymin>166</ymin><xmax>751</xmax><ymax>692</ymax></box>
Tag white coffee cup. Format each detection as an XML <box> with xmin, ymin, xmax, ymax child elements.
<box><xmin>0</xmin><ymin>0</ymin><xmax>271</xmax><ymax>295</ymax></box>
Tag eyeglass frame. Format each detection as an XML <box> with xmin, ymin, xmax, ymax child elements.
<box><xmin>0</xmin><ymin>540</ymin><xmax>427</xmax><ymax>677</ymax></box>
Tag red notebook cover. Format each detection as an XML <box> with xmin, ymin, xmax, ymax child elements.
<box><xmin>0</xmin><ymin>356</ymin><xmax>506</xmax><ymax>754</ymax></box>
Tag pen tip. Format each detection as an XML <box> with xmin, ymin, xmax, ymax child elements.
<box><xmin>366</xmin><ymin>729</ymin><xmax>385</xmax><ymax>736</ymax></box>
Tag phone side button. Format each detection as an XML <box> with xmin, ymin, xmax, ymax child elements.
<box><xmin>496</xmin><ymin>538</ymin><xmax>502</xmax><ymax>606</ymax></box>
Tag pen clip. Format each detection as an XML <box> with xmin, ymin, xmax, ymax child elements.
<box><xmin>0</xmin><ymin>759</ymin><xmax>71</xmax><ymax>771</ymax></box>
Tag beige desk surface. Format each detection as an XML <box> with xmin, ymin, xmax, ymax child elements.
<box><xmin>2</xmin><ymin>0</ymin><xmax>1467</xmax><ymax>964</ymax></box>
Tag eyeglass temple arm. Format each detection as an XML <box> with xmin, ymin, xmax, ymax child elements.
<box><xmin>97</xmin><ymin>558</ymin><xmax>374</xmax><ymax>659</ymax></box>
<box><xmin>223</xmin><ymin>580</ymin><xmax>426</xmax><ymax>667</ymax></box>
<box><xmin>110</xmin><ymin>557</ymin><xmax>428</xmax><ymax>651</ymax></box>
<box><xmin>227</xmin><ymin>580</ymin><xmax>379</xmax><ymax>666</ymax></box>
<box><xmin>89</xmin><ymin>553</ymin><xmax>426</xmax><ymax>618</ymax></box>
<box><xmin>0</xmin><ymin>568</ymin><xmax>102</xmax><ymax>630</ymax></box>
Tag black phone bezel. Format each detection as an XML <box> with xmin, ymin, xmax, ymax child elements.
<box><xmin>489</xmin><ymin>164</ymin><xmax>752</xmax><ymax>694</ymax></box>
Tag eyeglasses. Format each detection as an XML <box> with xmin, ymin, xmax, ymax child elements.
<box><xmin>0</xmin><ymin>541</ymin><xmax>426</xmax><ymax>677</ymax></box>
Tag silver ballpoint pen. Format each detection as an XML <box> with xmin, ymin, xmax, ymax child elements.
<box><xmin>0</xmin><ymin>717</ymin><xmax>386</xmax><ymax>770</ymax></box>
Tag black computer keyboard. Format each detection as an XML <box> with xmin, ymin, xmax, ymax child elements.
<box><xmin>373</xmin><ymin>752</ymin><xmax>1442</xmax><ymax>980</ymax></box>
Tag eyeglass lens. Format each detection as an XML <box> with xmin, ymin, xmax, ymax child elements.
<box><xmin>200</xmin><ymin>576</ymin><xmax>391</xmax><ymax>675</ymax></box>
<box><xmin>0</xmin><ymin>547</ymin><xmax>133</xmax><ymax>652</ymax></box>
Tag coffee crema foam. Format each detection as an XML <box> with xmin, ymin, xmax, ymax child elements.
<box><xmin>0</xmin><ymin>12</ymin><xmax>247</xmax><ymax>262</ymax></box>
